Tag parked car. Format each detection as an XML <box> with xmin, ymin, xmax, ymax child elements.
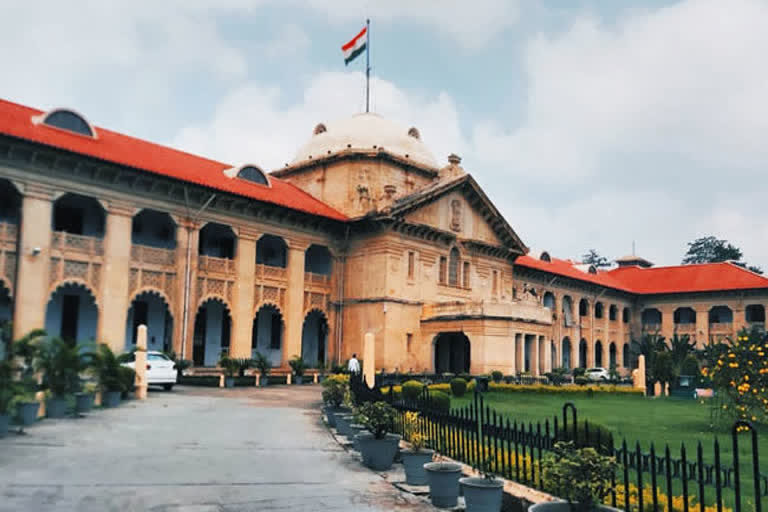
<box><xmin>121</xmin><ymin>351</ymin><xmax>177</xmax><ymax>390</ymax></box>
<box><xmin>585</xmin><ymin>367</ymin><xmax>609</xmax><ymax>381</ymax></box>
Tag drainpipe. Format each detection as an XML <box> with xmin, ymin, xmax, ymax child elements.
<box><xmin>180</xmin><ymin>191</ymin><xmax>216</xmax><ymax>361</ymax></box>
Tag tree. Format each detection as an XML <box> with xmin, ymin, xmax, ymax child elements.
<box><xmin>667</xmin><ymin>334</ymin><xmax>696</xmax><ymax>374</ymax></box>
<box><xmin>582</xmin><ymin>249</ymin><xmax>609</xmax><ymax>268</ymax></box>
<box><xmin>681</xmin><ymin>236</ymin><xmax>763</xmax><ymax>274</ymax></box>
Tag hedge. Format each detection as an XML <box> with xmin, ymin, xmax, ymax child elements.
<box><xmin>488</xmin><ymin>382</ymin><xmax>644</xmax><ymax>396</ymax></box>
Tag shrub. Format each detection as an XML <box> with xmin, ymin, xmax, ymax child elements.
<box><xmin>218</xmin><ymin>356</ymin><xmax>240</xmax><ymax>378</ymax></box>
<box><xmin>288</xmin><ymin>355</ymin><xmax>307</xmax><ymax>377</ymax></box>
<box><xmin>542</xmin><ymin>441</ymin><xmax>617</xmax><ymax>512</ymax></box>
<box><xmin>402</xmin><ymin>380</ymin><xmax>424</xmax><ymax>401</ymax></box>
<box><xmin>403</xmin><ymin>411</ymin><xmax>428</xmax><ymax>451</ymax></box>
<box><xmin>117</xmin><ymin>365</ymin><xmax>136</xmax><ymax>393</ymax></box>
<box><xmin>574</xmin><ymin>376</ymin><xmax>589</xmax><ymax>386</ymax></box>
<box><xmin>321</xmin><ymin>378</ymin><xmax>346</xmax><ymax>407</ymax></box>
<box><xmin>546</xmin><ymin>367</ymin><xmax>569</xmax><ymax>386</ymax></box>
<box><xmin>450</xmin><ymin>377</ymin><xmax>467</xmax><ymax>397</ymax></box>
<box><xmin>487</xmin><ymin>382</ymin><xmax>644</xmax><ymax>396</ymax></box>
<box><xmin>35</xmin><ymin>337</ymin><xmax>86</xmax><ymax>397</ymax></box>
<box><xmin>428</xmin><ymin>383</ymin><xmax>451</xmax><ymax>394</ymax></box>
<box><xmin>491</xmin><ymin>370</ymin><xmax>503</xmax><ymax>383</ymax></box>
<box><xmin>573</xmin><ymin>367</ymin><xmax>587</xmax><ymax>378</ymax></box>
<box><xmin>557</xmin><ymin>421</ymin><xmax>614</xmax><ymax>456</ymax></box>
<box><xmin>89</xmin><ymin>343</ymin><xmax>124</xmax><ymax>393</ymax></box>
<box><xmin>252</xmin><ymin>352</ymin><xmax>271</xmax><ymax>376</ymax></box>
<box><xmin>458</xmin><ymin>372</ymin><xmax>472</xmax><ymax>381</ymax></box>
<box><xmin>360</xmin><ymin>401</ymin><xmax>396</xmax><ymax>439</ymax></box>
<box><xmin>680</xmin><ymin>354</ymin><xmax>699</xmax><ymax>376</ymax></box>
<box><xmin>428</xmin><ymin>390</ymin><xmax>451</xmax><ymax>413</ymax></box>
<box><xmin>233</xmin><ymin>357</ymin><xmax>253</xmax><ymax>377</ymax></box>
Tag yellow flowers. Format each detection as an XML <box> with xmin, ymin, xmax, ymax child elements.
<box><xmin>489</xmin><ymin>382</ymin><xmax>645</xmax><ymax>396</ymax></box>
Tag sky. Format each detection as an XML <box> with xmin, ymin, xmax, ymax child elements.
<box><xmin>2</xmin><ymin>0</ymin><xmax>767</xmax><ymax>268</ymax></box>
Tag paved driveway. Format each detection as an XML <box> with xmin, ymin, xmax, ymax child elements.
<box><xmin>0</xmin><ymin>385</ymin><xmax>436</xmax><ymax>512</ymax></box>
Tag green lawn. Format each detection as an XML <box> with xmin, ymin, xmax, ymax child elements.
<box><xmin>451</xmin><ymin>391</ymin><xmax>767</xmax><ymax>508</ymax></box>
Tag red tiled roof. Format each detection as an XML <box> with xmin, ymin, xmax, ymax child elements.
<box><xmin>605</xmin><ymin>262</ymin><xmax>768</xmax><ymax>294</ymax></box>
<box><xmin>516</xmin><ymin>255</ymin><xmax>768</xmax><ymax>295</ymax></box>
<box><xmin>0</xmin><ymin>99</ymin><xmax>347</xmax><ymax>221</ymax></box>
<box><xmin>516</xmin><ymin>255</ymin><xmax>632</xmax><ymax>292</ymax></box>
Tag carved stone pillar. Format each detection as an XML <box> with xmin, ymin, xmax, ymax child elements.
<box><xmin>13</xmin><ymin>184</ymin><xmax>53</xmax><ymax>338</ymax></box>
<box><xmin>231</xmin><ymin>230</ymin><xmax>258</xmax><ymax>359</ymax></box>
<box><xmin>98</xmin><ymin>203</ymin><xmax>133</xmax><ymax>352</ymax></box>
<box><xmin>282</xmin><ymin>241</ymin><xmax>307</xmax><ymax>367</ymax></box>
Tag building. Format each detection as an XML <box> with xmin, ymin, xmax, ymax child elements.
<box><xmin>1</xmin><ymin>98</ymin><xmax>766</xmax><ymax>375</ymax></box>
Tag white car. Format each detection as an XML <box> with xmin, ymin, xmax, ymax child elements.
<box><xmin>585</xmin><ymin>367</ymin><xmax>610</xmax><ymax>381</ymax></box>
<box><xmin>121</xmin><ymin>351</ymin><xmax>177</xmax><ymax>390</ymax></box>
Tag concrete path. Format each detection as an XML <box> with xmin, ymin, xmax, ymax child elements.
<box><xmin>0</xmin><ymin>385</ymin><xmax>437</xmax><ymax>512</ymax></box>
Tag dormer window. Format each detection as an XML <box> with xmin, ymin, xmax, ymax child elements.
<box><xmin>37</xmin><ymin>109</ymin><xmax>95</xmax><ymax>137</ymax></box>
<box><xmin>223</xmin><ymin>164</ymin><xmax>270</xmax><ymax>186</ymax></box>
<box><xmin>540</xmin><ymin>251</ymin><xmax>551</xmax><ymax>262</ymax></box>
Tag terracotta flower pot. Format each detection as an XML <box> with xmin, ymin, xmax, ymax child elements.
<box><xmin>357</xmin><ymin>432</ymin><xmax>401</xmax><ymax>471</ymax></box>
<box><xmin>401</xmin><ymin>448</ymin><xmax>434</xmax><ymax>485</ymax></box>
<box><xmin>460</xmin><ymin>476</ymin><xmax>504</xmax><ymax>512</ymax></box>
<box><xmin>424</xmin><ymin>461</ymin><xmax>462</xmax><ymax>508</ymax></box>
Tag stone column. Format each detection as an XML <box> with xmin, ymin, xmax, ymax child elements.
<box><xmin>544</xmin><ymin>337</ymin><xmax>552</xmax><ymax>373</ymax></box>
<box><xmin>13</xmin><ymin>184</ymin><xmax>53</xmax><ymax>338</ymax></box>
<box><xmin>660</xmin><ymin>306</ymin><xmax>675</xmax><ymax>340</ymax></box>
<box><xmin>530</xmin><ymin>334</ymin><xmax>539</xmax><ymax>376</ymax></box>
<box><xmin>510</xmin><ymin>333</ymin><xmax>518</xmax><ymax>374</ymax></box>
<box><xmin>514</xmin><ymin>333</ymin><xmax>522</xmax><ymax>374</ymax></box>
<box><xmin>98</xmin><ymin>203</ymin><xmax>133</xmax><ymax>352</ymax></box>
<box><xmin>695</xmin><ymin>305</ymin><xmax>710</xmax><ymax>348</ymax></box>
<box><xmin>177</xmin><ymin>221</ymin><xmax>199</xmax><ymax>362</ymax></box>
<box><xmin>733</xmin><ymin>306</ymin><xmax>746</xmax><ymax>335</ymax></box>
<box><xmin>282</xmin><ymin>241</ymin><xmax>307</xmax><ymax>367</ymax></box>
<box><xmin>230</xmin><ymin>230</ymin><xmax>257</xmax><ymax>359</ymax></box>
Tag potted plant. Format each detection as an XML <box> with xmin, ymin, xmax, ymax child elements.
<box><xmin>424</xmin><ymin>460</ymin><xmax>463</xmax><ymax>508</ymax></box>
<box><xmin>347</xmin><ymin>409</ymin><xmax>367</xmax><ymax>451</ymax></box>
<box><xmin>219</xmin><ymin>355</ymin><xmax>239</xmax><ymax>388</ymax></box>
<box><xmin>531</xmin><ymin>441</ymin><xmax>619</xmax><ymax>512</ymax></box>
<box><xmin>234</xmin><ymin>357</ymin><xmax>253</xmax><ymax>377</ymax></box>
<box><xmin>321</xmin><ymin>375</ymin><xmax>348</xmax><ymax>427</ymax></box>
<box><xmin>75</xmin><ymin>381</ymin><xmax>97</xmax><ymax>414</ymax></box>
<box><xmin>89</xmin><ymin>344</ymin><xmax>125</xmax><ymax>408</ymax></box>
<box><xmin>36</xmin><ymin>337</ymin><xmax>85</xmax><ymax>418</ymax></box>
<box><xmin>0</xmin><ymin>357</ymin><xmax>21</xmax><ymax>437</ymax></box>
<box><xmin>253</xmin><ymin>351</ymin><xmax>271</xmax><ymax>387</ymax></box>
<box><xmin>355</xmin><ymin>401</ymin><xmax>401</xmax><ymax>471</ymax></box>
<box><xmin>400</xmin><ymin>411</ymin><xmax>434</xmax><ymax>485</ymax></box>
<box><xmin>10</xmin><ymin>329</ymin><xmax>45</xmax><ymax>426</ymax></box>
<box><xmin>289</xmin><ymin>355</ymin><xmax>306</xmax><ymax>385</ymax></box>
<box><xmin>460</xmin><ymin>457</ymin><xmax>504</xmax><ymax>512</ymax></box>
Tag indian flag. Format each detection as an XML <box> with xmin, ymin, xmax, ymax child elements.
<box><xmin>342</xmin><ymin>26</ymin><xmax>367</xmax><ymax>66</ymax></box>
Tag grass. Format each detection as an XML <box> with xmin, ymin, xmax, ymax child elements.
<box><xmin>451</xmin><ymin>391</ymin><xmax>767</xmax><ymax>509</ymax></box>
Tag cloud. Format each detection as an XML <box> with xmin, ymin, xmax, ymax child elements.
<box><xmin>468</xmin><ymin>0</ymin><xmax>768</xmax><ymax>266</ymax></box>
<box><xmin>171</xmin><ymin>71</ymin><xmax>466</xmax><ymax>170</ymax></box>
<box><xmin>303</xmin><ymin>0</ymin><xmax>521</xmax><ymax>50</ymax></box>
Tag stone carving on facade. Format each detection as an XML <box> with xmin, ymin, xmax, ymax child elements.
<box><xmin>450</xmin><ymin>199</ymin><xmax>462</xmax><ymax>232</ymax></box>
<box><xmin>520</xmin><ymin>282</ymin><xmax>539</xmax><ymax>303</ymax></box>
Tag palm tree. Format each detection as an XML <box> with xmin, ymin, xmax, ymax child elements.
<box><xmin>667</xmin><ymin>334</ymin><xmax>696</xmax><ymax>374</ymax></box>
<box><xmin>88</xmin><ymin>344</ymin><xmax>124</xmax><ymax>393</ymax></box>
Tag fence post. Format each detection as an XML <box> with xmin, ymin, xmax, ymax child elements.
<box><xmin>731</xmin><ymin>420</ymin><xmax>761</xmax><ymax>512</ymax></box>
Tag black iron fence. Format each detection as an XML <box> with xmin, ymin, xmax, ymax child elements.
<box><xmin>349</xmin><ymin>374</ymin><xmax>765</xmax><ymax>511</ymax></box>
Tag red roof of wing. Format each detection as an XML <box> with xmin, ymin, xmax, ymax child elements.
<box><xmin>516</xmin><ymin>255</ymin><xmax>632</xmax><ymax>292</ymax></box>
<box><xmin>604</xmin><ymin>262</ymin><xmax>768</xmax><ymax>294</ymax></box>
<box><xmin>516</xmin><ymin>255</ymin><xmax>768</xmax><ymax>295</ymax></box>
<box><xmin>0</xmin><ymin>98</ymin><xmax>347</xmax><ymax>221</ymax></box>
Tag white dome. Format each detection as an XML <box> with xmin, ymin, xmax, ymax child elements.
<box><xmin>292</xmin><ymin>113</ymin><xmax>437</xmax><ymax>168</ymax></box>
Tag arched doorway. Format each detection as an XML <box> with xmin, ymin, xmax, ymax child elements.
<box><xmin>579</xmin><ymin>338</ymin><xmax>588</xmax><ymax>368</ymax></box>
<box><xmin>125</xmin><ymin>291</ymin><xmax>172</xmax><ymax>353</ymax></box>
<box><xmin>44</xmin><ymin>282</ymin><xmax>98</xmax><ymax>344</ymax></box>
<box><xmin>434</xmin><ymin>332</ymin><xmax>470</xmax><ymax>374</ymax></box>
<box><xmin>301</xmin><ymin>310</ymin><xmax>328</xmax><ymax>367</ymax></box>
<box><xmin>562</xmin><ymin>337</ymin><xmax>572</xmax><ymax>369</ymax></box>
<box><xmin>192</xmin><ymin>298</ymin><xmax>231</xmax><ymax>366</ymax></box>
<box><xmin>595</xmin><ymin>340</ymin><xmax>603</xmax><ymax>367</ymax></box>
<box><xmin>252</xmin><ymin>304</ymin><xmax>283</xmax><ymax>367</ymax></box>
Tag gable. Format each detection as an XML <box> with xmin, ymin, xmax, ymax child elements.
<box><xmin>403</xmin><ymin>190</ymin><xmax>506</xmax><ymax>246</ymax></box>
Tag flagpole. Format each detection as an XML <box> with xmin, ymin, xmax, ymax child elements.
<box><xmin>365</xmin><ymin>18</ymin><xmax>370</xmax><ymax>113</ymax></box>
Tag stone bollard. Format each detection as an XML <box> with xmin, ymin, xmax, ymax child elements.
<box><xmin>287</xmin><ymin>373</ymin><xmax>292</xmax><ymax>385</ymax></box>
<box><xmin>363</xmin><ymin>332</ymin><xmax>375</xmax><ymax>388</ymax></box>
<box><xmin>255</xmin><ymin>374</ymin><xmax>260</xmax><ymax>386</ymax></box>
<box><xmin>219</xmin><ymin>374</ymin><xmax>224</xmax><ymax>388</ymax></box>
<box><xmin>313</xmin><ymin>373</ymin><xmax>318</xmax><ymax>384</ymax></box>
<box><xmin>135</xmin><ymin>325</ymin><xmax>148</xmax><ymax>400</ymax></box>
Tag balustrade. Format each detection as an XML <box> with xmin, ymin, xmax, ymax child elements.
<box><xmin>52</xmin><ymin>231</ymin><xmax>104</xmax><ymax>256</ymax></box>
<box><xmin>198</xmin><ymin>254</ymin><xmax>235</xmax><ymax>275</ymax></box>
<box><xmin>131</xmin><ymin>244</ymin><xmax>176</xmax><ymax>267</ymax></box>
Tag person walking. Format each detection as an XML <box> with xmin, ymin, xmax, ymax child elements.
<box><xmin>347</xmin><ymin>353</ymin><xmax>361</xmax><ymax>374</ymax></box>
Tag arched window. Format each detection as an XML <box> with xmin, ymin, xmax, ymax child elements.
<box><xmin>579</xmin><ymin>298</ymin><xmax>588</xmax><ymax>317</ymax></box>
<box><xmin>595</xmin><ymin>302</ymin><xmax>604</xmax><ymax>319</ymax></box>
<box><xmin>609</xmin><ymin>305</ymin><xmax>618</xmax><ymax>321</ymax></box>
<box><xmin>236</xmin><ymin>165</ymin><xmax>269</xmax><ymax>186</ymax></box>
<box><xmin>448</xmin><ymin>247</ymin><xmax>460</xmax><ymax>286</ymax></box>
<box><xmin>40</xmin><ymin>109</ymin><xmax>95</xmax><ymax>137</ymax></box>
<box><xmin>623</xmin><ymin>307</ymin><xmax>631</xmax><ymax>323</ymax></box>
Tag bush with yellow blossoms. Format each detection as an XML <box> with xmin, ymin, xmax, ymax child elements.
<box><xmin>702</xmin><ymin>327</ymin><xmax>768</xmax><ymax>426</ymax></box>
